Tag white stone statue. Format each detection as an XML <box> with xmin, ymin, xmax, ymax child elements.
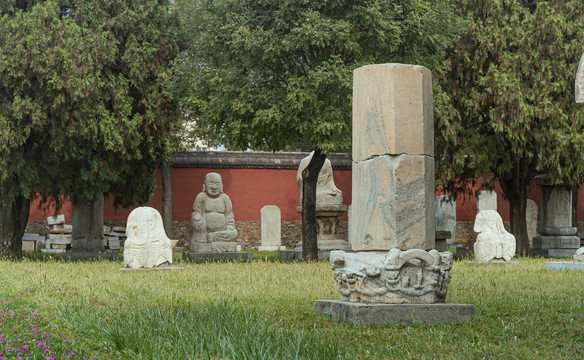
<box><xmin>330</xmin><ymin>248</ymin><xmax>453</xmax><ymax>304</ymax></box>
<box><xmin>574</xmin><ymin>247</ymin><xmax>584</xmax><ymax>262</ymax></box>
<box><xmin>296</xmin><ymin>152</ymin><xmax>343</xmax><ymax>206</ymax></box>
<box><xmin>190</xmin><ymin>172</ymin><xmax>238</xmax><ymax>249</ymax></box>
<box><xmin>123</xmin><ymin>207</ymin><xmax>172</xmax><ymax>269</ymax></box>
<box><xmin>473</xmin><ymin>210</ymin><xmax>516</xmax><ymax>263</ymax></box>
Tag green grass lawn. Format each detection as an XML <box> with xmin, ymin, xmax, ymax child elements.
<box><xmin>1</xmin><ymin>254</ymin><xmax>583</xmax><ymax>359</ymax></box>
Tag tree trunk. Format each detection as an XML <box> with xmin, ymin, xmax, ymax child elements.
<box><xmin>509</xmin><ymin>196</ymin><xmax>529</xmax><ymax>255</ymax></box>
<box><xmin>71</xmin><ymin>193</ymin><xmax>105</xmax><ymax>252</ymax></box>
<box><xmin>0</xmin><ymin>195</ymin><xmax>30</xmax><ymax>259</ymax></box>
<box><xmin>301</xmin><ymin>147</ymin><xmax>327</xmax><ymax>262</ymax></box>
<box><xmin>160</xmin><ymin>163</ymin><xmax>172</xmax><ymax>237</ymax></box>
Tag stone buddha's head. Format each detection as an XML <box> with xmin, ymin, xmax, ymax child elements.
<box><xmin>203</xmin><ymin>172</ymin><xmax>223</xmax><ymax>198</ymax></box>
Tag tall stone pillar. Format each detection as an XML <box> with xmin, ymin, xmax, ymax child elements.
<box><xmin>315</xmin><ymin>64</ymin><xmax>474</xmax><ymax>325</ymax></box>
<box><xmin>350</xmin><ymin>64</ymin><xmax>435</xmax><ymax>251</ymax></box>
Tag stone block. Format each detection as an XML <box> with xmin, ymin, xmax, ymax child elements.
<box><xmin>314</xmin><ymin>300</ymin><xmax>474</xmax><ymax>326</ymax></box>
<box><xmin>22</xmin><ymin>240</ymin><xmax>35</xmax><ymax>252</ymax></box>
<box><xmin>59</xmin><ymin>251</ymin><xmax>119</xmax><ymax>260</ymax></box>
<box><xmin>108</xmin><ymin>237</ymin><xmax>121</xmax><ymax>250</ymax></box>
<box><xmin>112</xmin><ymin>226</ymin><xmax>126</xmax><ymax>233</ymax></box>
<box><xmin>435</xmin><ymin>195</ymin><xmax>456</xmax><ymax>245</ymax></box>
<box><xmin>257</xmin><ymin>245</ymin><xmax>286</xmax><ymax>251</ymax></box>
<box><xmin>47</xmin><ymin>238</ymin><xmax>71</xmax><ymax>245</ymax></box>
<box><xmin>546</xmin><ymin>261</ymin><xmax>584</xmax><ymax>272</ymax></box>
<box><xmin>48</xmin><ymin>224</ymin><xmax>72</xmax><ymax>234</ymax></box>
<box><xmin>191</xmin><ymin>242</ymin><xmax>237</xmax><ymax>253</ymax></box>
<box><xmin>532</xmin><ymin>236</ymin><xmax>580</xmax><ymax>249</ymax></box>
<box><xmin>531</xmin><ymin>248</ymin><xmax>577</xmax><ymax>258</ymax></box>
<box><xmin>352</xmin><ymin>63</ymin><xmax>433</xmax><ymax>160</ymax></box>
<box><xmin>277</xmin><ymin>249</ymin><xmax>338</xmax><ymax>261</ymax></box>
<box><xmin>103</xmin><ymin>226</ymin><xmax>111</xmax><ymax>235</ymax></box>
<box><xmin>47</xmin><ymin>234</ymin><xmax>72</xmax><ymax>240</ymax></box>
<box><xmin>182</xmin><ymin>251</ymin><xmax>252</xmax><ymax>261</ymax></box>
<box><xmin>42</xmin><ymin>248</ymin><xmax>65</xmax><ymax>254</ymax></box>
<box><xmin>476</xmin><ymin>190</ymin><xmax>497</xmax><ymax>213</ymax></box>
<box><xmin>47</xmin><ymin>214</ymin><xmax>65</xmax><ymax>225</ymax></box>
<box><xmin>22</xmin><ymin>234</ymin><xmax>45</xmax><ymax>242</ymax></box>
<box><xmin>435</xmin><ymin>239</ymin><xmax>447</xmax><ymax>252</ymax></box>
<box><xmin>260</xmin><ymin>205</ymin><xmax>281</xmax><ymax>249</ymax></box>
<box><xmin>350</xmin><ymin>155</ymin><xmax>434</xmax><ymax>251</ymax></box>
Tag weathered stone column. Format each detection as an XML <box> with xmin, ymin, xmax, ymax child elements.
<box><xmin>315</xmin><ymin>64</ymin><xmax>474</xmax><ymax>325</ymax></box>
<box><xmin>350</xmin><ymin>64</ymin><xmax>435</xmax><ymax>251</ymax></box>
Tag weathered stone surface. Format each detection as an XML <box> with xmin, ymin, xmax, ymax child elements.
<box><xmin>22</xmin><ymin>234</ymin><xmax>45</xmax><ymax>241</ymax></box>
<box><xmin>182</xmin><ymin>251</ymin><xmax>252</xmax><ymax>261</ymax></box>
<box><xmin>473</xmin><ymin>210</ymin><xmax>516</xmax><ymax>263</ymax></box>
<box><xmin>576</xmin><ymin>52</ymin><xmax>584</xmax><ymax>103</ymax></box>
<box><xmin>350</xmin><ymin>155</ymin><xmax>434</xmax><ymax>251</ymax></box>
<box><xmin>112</xmin><ymin>226</ymin><xmax>126</xmax><ymax>233</ymax></box>
<box><xmin>260</xmin><ymin>205</ymin><xmax>281</xmax><ymax>251</ymax></box>
<box><xmin>538</xmin><ymin>185</ymin><xmax>573</xmax><ymax>230</ymax></box>
<box><xmin>47</xmin><ymin>234</ymin><xmax>72</xmax><ymax>240</ymax></box>
<box><xmin>330</xmin><ymin>249</ymin><xmax>452</xmax><ymax>304</ymax></box>
<box><xmin>476</xmin><ymin>190</ymin><xmax>497</xmax><ymax>213</ymax></box>
<box><xmin>314</xmin><ymin>300</ymin><xmax>475</xmax><ymax>326</ymax></box>
<box><xmin>190</xmin><ymin>172</ymin><xmax>238</xmax><ymax>252</ymax></box>
<box><xmin>435</xmin><ymin>195</ymin><xmax>456</xmax><ymax>247</ymax></box>
<box><xmin>190</xmin><ymin>242</ymin><xmax>237</xmax><ymax>253</ymax></box>
<box><xmin>47</xmin><ymin>214</ymin><xmax>65</xmax><ymax>225</ymax></box>
<box><xmin>278</xmin><ymin>249</ymin><xmax>335</xmax><ymax>261</ymax></box>
<box><xmin>297</xmin><ymin>152</ymin><xmax>343</xmax><ymax>206</ymax></box>
<box><xmin>546</xmin><ymin>262</ymin><xmax>584</xmax><ymax>272</ymax></box>
<box><xmin>60</xmin><ymin>251</ymin><xmax>118</xmax><ymax>260</ymax></box>
<box><xmin>22</xmin><ymin>240</ymin><xmax>35</xmax><ymax>252</ymax></box>
<box><xmin>352</xmin><ymin>64</ymin><xmax>433</xmax><ymax>160</ymax></box>
<box><xmin>48</xmin><ymin>224</ymin><xmax>73</xmax><ymax>234</ymax></box>
<box><xmin>123</xmin><ymin>207</ymin><xmax>172</xmax><ymax>269</ymax></box>
<box><xmin>531</xmin><ymin>248</ymin><xmax>578</xmax><ymax>258</ymax></box>
<box><xmin>526</xmin><ymin>199</ymin><xmax>538</xmax><ymax>244</ymax></box>
<box><xmin>532</xmin><ymin>236</ymin><xmax>580</xmax><ymax>249</ymax></box>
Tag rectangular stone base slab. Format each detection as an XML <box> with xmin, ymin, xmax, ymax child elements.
<box><xmin>546</xmin><ymin>262</ymin><xmax>584</xmax><ymax>272</ymax></box>
<box><xmin>257</xmin><ymin>245</ymin><xmax>286</xmax><ymax>251</ymax></box>
<box><xmin>466</xmin><ymin>260</ymin><xmax>520</xmax><ymax>265</ymax></box>
<box><xmin>121</xmin><ymin>266</ymin><xmax>182</xmax><ymax>272</ymax></box>
<box><xmin>182</xmin><ymin>251</ymin><xmax>252</xmax><ymax>261</ymax></box>
<box><xmin>314</xmin><ymin>300</ymin><xmax>474</xmax><ymax>326</ymax></box>
<box><xmin>531</xmin><ymin>248</ymin><xmax>577</xmax><ymax>258</ymax></box>
<box><xmin>59</xmin><ymin>251</ymin><xmax>119</xmax><ymax>260</ymax></box>
<box><xmin>278</xmin><ymin>249</ymin><xmax>344</xmax><ymax>261</ymax></box>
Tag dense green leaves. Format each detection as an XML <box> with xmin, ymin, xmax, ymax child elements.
<box><xmin>172</xmin><ymin>0</ymin><xmax>461</xmax><ymax>153</ymax></box>
<box><xmin>436</xmin><ymin>0</ymin><xmax>584</xmax><ymax>252</ymax></box>
<box><xmin>0</xmin><ymin>0</ymin><xmax>182</xmax><ymax>208</ymax></box>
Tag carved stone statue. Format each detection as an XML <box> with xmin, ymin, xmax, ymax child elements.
<box><xmin>473</xmin><ymin>210</ymin><xmax>516</xmax><ymax>263</ymax></box>
<box><xmin>190</xmin><ymin>172</ymin><xmax>238</xmax><ymax>252</ymax></box>
<box><xmin>123</xmin><ymin>207</ymin><xmax>172</xmax><ymax>269</ymax></box>
<box><xmin>330</xmin><ymin>248</ymin><xmax>453</xmax><ymax>304</ymax></box>
<box><xmin>296</xmin><ymin>152</ymin><xmax>343</xmax><ymax>206</ymax></box>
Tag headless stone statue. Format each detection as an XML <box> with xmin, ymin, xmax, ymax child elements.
<box><xmin>190</xmin><ymin>172</ymin><xmax>238</xmax><ymax>252</ymax></box>
<box><xmin>473</xmin><ymin>210</ymin><xmax>516</xmax><ymax>263</ymax></box>
<box><xmin>296</xmin><ymin>151</ymin><xmax>343</xmax><ymax>206</ymax></box>
<box><xmin>123</xmin><ymin>207</ymin><xmax>172</xmax><ymax>269</ymax></box>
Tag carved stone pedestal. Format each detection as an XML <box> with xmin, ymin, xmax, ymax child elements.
<box><xmin>295</xmin><ymin>205</ymin><xmax>351</xmax><ymax>251</ymax></box>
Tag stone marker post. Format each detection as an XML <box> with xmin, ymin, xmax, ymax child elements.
<box><xmin>350</xmin><ymin>63</ymin><xmax>435</xmax><ymax>251</ymax></box>
<box><xmin>315</xmin><ymin>63</ymin><xmax>474</xmax><ymax>326</ymax></box>
<box><xmin>259</xmin><ymin>205</ymin><xmax>282</xmax><ymax>251</ymax></box>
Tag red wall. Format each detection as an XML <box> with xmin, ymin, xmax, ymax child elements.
<box><xmin>29</xmin><ymin>167</ymin><xmax>583</xmax><ymax>223</ymax></box>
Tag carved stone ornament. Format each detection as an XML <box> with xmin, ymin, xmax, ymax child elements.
<box><xmin>330</xmin><ymin>248</ymin><xmax>453</xmax><ymax>304</ymax></box>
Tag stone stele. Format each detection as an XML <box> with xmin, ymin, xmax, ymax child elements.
<box><xmin>351</xmin><ymin>63</ymin><xmax>434</xmax><ymax>251</ymax></box>
<box><xmin>330</xmin><ymin>248</ymin><xmax>453</xmax><ymax>304</ymax></box>
<box><xmin>190</xmin><ymin>172</ymin><xmax>238</xmax><ymax>253</ymax></box>
<box><xmin>576</xmin><ymin>52</ymin><xmax>584</xmax><ymax>103</ymax></box>
<box><xmin>123</xmin><ymin>207</ymin><xmax>172</xmax><ymax>269</ymax></box>
<box><xmin>435</xmin><ymin>195</ymin><xmax>456</xmax><ymax>247</ymax></box>
<box><xmin>259</xmin><ymin>205</ymin><xmax>282</xmax><ymax>251</ymax></box>
<box><xmin>473</xmin><ymin>210</ymin><xmax>516</xmax><ymax>263</ymax></box>
<box><xmin>476</xmin><ymin>190</ymin><xmax>497</xmax><ymax>213</ymax></box>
